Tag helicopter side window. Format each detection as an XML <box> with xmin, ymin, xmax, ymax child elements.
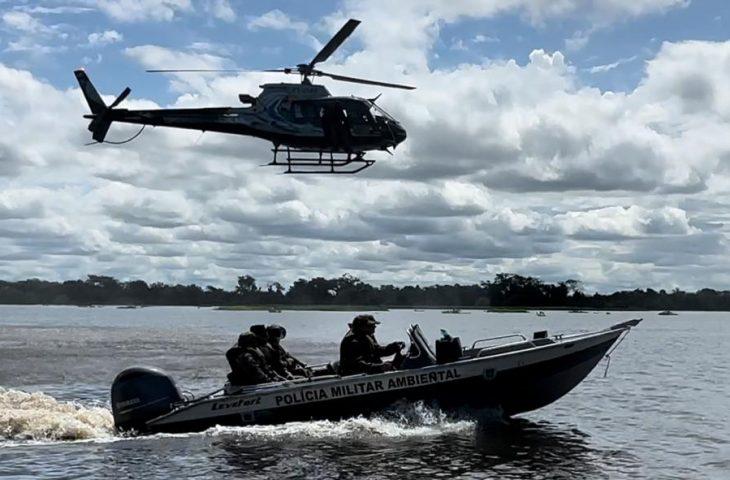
<box><xmin>342</xmin><ymin>101</ymin><xmax>374</xmax><ymax>126</ymax></box>
<box><xmin>290</xmin><ymin>101</ymin><xmax>321</xmax><ymax>126</ymax></box>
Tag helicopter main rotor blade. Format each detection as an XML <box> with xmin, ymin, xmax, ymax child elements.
<box><xmin>146</xmin><ymin>69</ymin><xmax>252</xmax><ymax>73</ymax></box>
<box><xmin>316</xmin><ymin>70</ymin><xmax>415</xmax><ymax>90</ymax></box>
<box><xmin>309</xmin><ymin>19</ymin><xmax>360</xmax><ymax>67</ymax></box>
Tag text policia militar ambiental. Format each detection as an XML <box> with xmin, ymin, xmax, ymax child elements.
<box><xmin>275</xmin><ymin>368</ymin><xmax>462</xmax><ymax>406</ymax></box>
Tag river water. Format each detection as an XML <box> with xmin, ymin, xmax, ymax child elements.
<box><xmin>0</xmin><ymin>306</ymin><xmax>727</xmax><ymax>479</ymax></box>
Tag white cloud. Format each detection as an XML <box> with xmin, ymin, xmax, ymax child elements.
<box><xmin>96</xmin><ymin>0</ymin><xmax>193</xmax><ymax>22</ymax></box>
<box><xmin>565</xmin><ymin>30</ymin><xmax>591</xmax><ymax>51</ymax></box>
<box><xmin>204</xmin><ymin>0</ymin><xmax>236</xmax><ymax>22</ymax></box>
<box><xmin>82</xmin><ymin>53</ymin><xmax>104</xmax><ymax>65</ymax></box>
<box><xmin>246</xmin><ymin>10</ymin><xmax>323</xmax><ymax>55</ymax></box>
<box><xmin>12</xmin><ymin>6</ymin><xmax>94</xmax><ymax>15</ymax></box>
<box><xmin>0</xmin><ymin>189</ymin><xmax>47</xmax><ymax>219</ymax></box>
<box><xmin>588</xmin><ymin>55</ymin><xmax>638</xmax><ymax>74</ymax></box>
<box><xmin>450</xmin><ymin>39</ymin><xmax>468</xmax><ymax>51</ymax></box>
<box><xmin>328</xmin><ymin>0</ymin><xmax>687</xmax><ymax>71</ymax></box>
<box><xmin>124</xmin><ymin>45</ymin><xmax>230</xmax><ymax>93</ymax></box>
<box><xmin>1</xmin><ymin>10</ymin><xmax>70</xmax><ymax>54</ymax></box>
<box><xmin>2</xmin><ymin>11</ymin><xmax>48</xmax><ymax>33</ymax></box>
<box><xmin>124</xmin><ymin>45</ymin><xmax>228</xmax><ymax>69</ymax></box>
<box><xmin>473</xmin><ymin>34</ymin><xmax>499</xmax><ymax>44</ymax></box>
<box><xmin>87</xmin><ymin>30</ymin><xmax>124</xmax><ymax>46</ymax></box>
<box><xmin>557</xmin><ymin>206</ymin><xmax>697</xmax><ymax>239</ymax></box>
<box><xmin>247</xmin><ymin>9</ymin><xmax>308</xmax><ymax>36</ymax></box>
<box><xmin>2</xmin><ymin>3</ymin><xmax>730</xmax><ymax>292</ymax></box>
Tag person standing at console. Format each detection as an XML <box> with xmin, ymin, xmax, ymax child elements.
<box><xmin>339</xmin><ymin>314</ymin><xmax>405</xmax><ymax>375</ymax></box>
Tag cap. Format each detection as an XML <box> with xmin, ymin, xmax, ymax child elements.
<box><xmin>352</xmin><ymin>314</ymin><xmax>380</xmax><ymax>329</ymax></box>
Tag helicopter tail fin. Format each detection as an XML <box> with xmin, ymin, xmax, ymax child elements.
<box><xmin>74</xmin><ymin>69</ymin><xmax>106</xmax><ymax>114</ymax></box>
<box><xmin>74</xmin><ymin>69</ymin><xmax>131</xmax><ymax>143</ymax></box>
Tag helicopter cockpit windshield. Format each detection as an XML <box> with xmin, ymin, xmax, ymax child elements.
<box><xmin>281</xmin><ymin>98</ymin><xmax>396</xmax><ymax>130</ymax></box>
<box><xmin>368</xmin><ymin>101</ymin><xmax>397</xmax><ymax>123</ymax></box>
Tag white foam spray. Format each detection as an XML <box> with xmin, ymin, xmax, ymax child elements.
<box><xmin>203</xmin><ymin>401</ymin><xmax>475</xmax><ymax>440</ymax></box>
<box><xmin>0</xmin><ymin>387</ymin><xmax>114</xmax><ymax>442</ymax></box>
<box><xmin>0</xmin><ymin>388</ymin><xmax>477</xmax><ymax>445</ymax></box>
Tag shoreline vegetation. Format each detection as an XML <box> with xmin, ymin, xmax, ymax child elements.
<box><xmin>0</xmin><ymin>273</ymin><xmax>729</xmax><ymax>311</ymax></box>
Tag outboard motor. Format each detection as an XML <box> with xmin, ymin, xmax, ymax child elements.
<box><xmin>111</xmin><ymin>366</ymin><xmax>183</xmax><ymax>432</ymax></box>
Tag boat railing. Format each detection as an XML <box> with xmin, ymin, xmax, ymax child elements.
<box><xmin>470</xmin><ymin>333</ymin><xmax>527</xmax><ymax>350</ymax></box>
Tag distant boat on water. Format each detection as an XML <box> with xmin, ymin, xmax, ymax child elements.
<box><xmin>658</xmin><ymin>310</ymin><xmax>678</xmax><ymax>316</ymax></box>
<box><xmin>268</xmin><ymin>307</ymin><xmax>282</xmax><ymax>313</ymax></box>
<box><xmin>536</xmin><ymin>311</ymin><xmax>546</xmax><ymax>317</ymax></box>
<box><xmin>442</xmin><ymin>308</ymin><xmax>468</xmax><ymax>314</ymax></box>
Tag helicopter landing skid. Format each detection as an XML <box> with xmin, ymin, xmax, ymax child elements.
<box><xmin>268</xmin><ymin>147</ymin><xmax>374</xmax><ymax>174</ymax></box>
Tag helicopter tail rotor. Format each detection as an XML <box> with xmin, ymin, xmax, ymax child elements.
<box><xmin>74</xmin><ymin>69</ymin><xmax>131</xmax><ymax>143</ymax></box>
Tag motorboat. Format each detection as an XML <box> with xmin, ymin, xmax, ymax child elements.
<box><xmin>110</xmin><ymin>319</ymin><xmax>641</xmax><ymax>434</ymax></box>
<box><xmin>441</xmin><ymin>308</ymin><xmax>465</xmax><ymax>314</ymax></box>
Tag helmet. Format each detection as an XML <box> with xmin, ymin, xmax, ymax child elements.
<box><xmin>249</xmin><ymin>324</ymin><xmax>267</xmax><ymax>337</ymax></box>
<box><xmin>352</xmin><ymin>314</ymin><xmax>380</xmax><ymax>330</ymax></box>
<box><xmin>266</xmin><ymin>324</ymin><xmax>287</xmax><ymax>339</ymax></box>
<box><xmin>237</xmin><ymin>332</ymin><xmax>257</xmax><ymax>347</ymax></box>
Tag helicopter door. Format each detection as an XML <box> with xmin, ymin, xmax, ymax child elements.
<box><xmin>290</xmin><ymin>100</ymin><xmax>321</xmax><ymax>127</ymax></box>
<box><xmin>341</xmin><ymin>100</ymin><xmax>377</xmax><ymax>137</ymax></box>
<box><xmin>319</xmin><ymin>102</ymin><xmax>351</xmax><ymax>150</ymax></box>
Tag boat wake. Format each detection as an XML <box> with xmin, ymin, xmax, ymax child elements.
<box><xmin>0</xmin><ymin>387</ymin><xmax>114</xmax><ymax>442</ymax></box>
<box><xmin>1</xmin><ymin>387</ymin><xmax>480</xmax><ymax>444</ymax></box>
<box><xmin>205</xmin><ymin>401</ymin><xmax>477</xmax><ymax>441</ymax></box>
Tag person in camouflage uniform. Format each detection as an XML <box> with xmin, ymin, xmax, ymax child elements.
<box><xmin>226</xmin><ymin>332</ymin><xmax>284</xmax><ymax>385</ymax></box>
<box><xmin>266</xmin><ymin>324</ymin><xmax>311</xmax><ymax>379</ymax></box>
<box><xmin>339</xmin><ymin>314</ymin><xmax>405</xmax><ymax>375</ymax></box>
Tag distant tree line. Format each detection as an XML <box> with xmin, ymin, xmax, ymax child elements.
<box><xmin>1</xmin><ymin>273</ymin><xmax>730</xmax><ymax>310</ymax></box>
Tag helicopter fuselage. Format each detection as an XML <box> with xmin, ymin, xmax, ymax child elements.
<box><xmin>87</xmin><ymin>83</ymin><xmax>406</xmax><ymax>152</ymax></box>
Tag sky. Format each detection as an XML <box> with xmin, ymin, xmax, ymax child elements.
<box><xmin>1</xmin><ymin>0</ymin><xmax>729</xmax><ymax>293</ymax></box>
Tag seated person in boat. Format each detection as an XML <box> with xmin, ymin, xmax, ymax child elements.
<box><xmin>267</xmin><ymin>324</ymin><xmax>311</xmax><ymax>379</ymax></box>
<box><xmin>250</xmin><ymin>323</ymin><xmax>303</xmax><ymax>380</ymax></box>
<box><xmin>250</xmin><ymin>324</ymin><xmax>277</xmax><ymax>364</ymax></box>
<box><xmin>226</xmin><ymin>332</ymin><xmax>286</xmax><ymax>385</ymax></box>
<box><xmin>339</xmin><ymin>314</ymin><xmax>405</xmax><ymax>375</ymax></box>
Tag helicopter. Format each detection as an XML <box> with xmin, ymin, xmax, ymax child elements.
<box><xmin>74</xmin><ymin>19</ymin><xmax>414</xmax><ymax>174</ymax></box>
